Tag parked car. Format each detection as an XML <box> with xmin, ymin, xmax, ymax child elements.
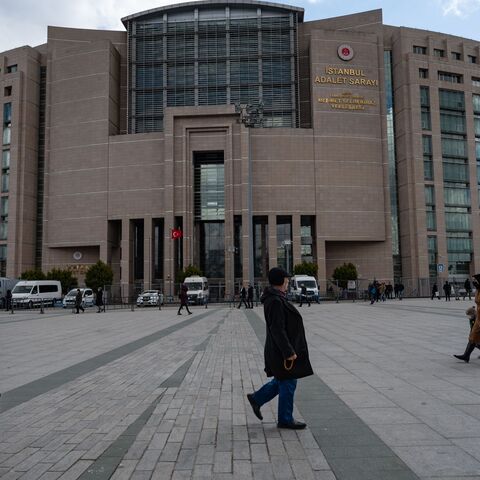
<box><xmin>136</xmin><ymin>290</ymin><xmax>164</xmax><ymax>307</ymax></box>
<box><xmin>62</xmin><ymin>288</ymin><xmax>95</xmax><ymax>308</ymax></box>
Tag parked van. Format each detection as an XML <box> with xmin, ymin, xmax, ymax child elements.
<box><xmin>12</xmin><ymin>280</ymin><xmax>62</xmax><ymax>308</ymax></box>
<box><xmin>0</xmin><ymin>277</ymin><xmax>19</xmax><ymax>308</ymax></box>
<box><xmin>183</xmin><ymin>276</ymin><xmax>209</xmax><ymax>305</ymax></box>
<box><xmin>290</xmin><ymin>275</ymin><xmax>319</xmax><ymax>302</ymax></box>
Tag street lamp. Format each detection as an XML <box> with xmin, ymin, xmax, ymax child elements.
<box><xmin>235</xmin><ymin>103</ymin><xmax>264</xmax><ymax>288</ymax></box>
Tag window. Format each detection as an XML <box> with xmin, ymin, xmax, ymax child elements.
<box><xmin>473</xmin><ymin>77</ymin><xmax>480</xmax><ymax>88</ymax></box>
<box><xmin>445</xmin><ymin>207</ymin><xmax>470</xmax><ymax>230</ymax></box>
<box><xmin>468</xmin><ymin>55</ymin><xmax>477</xmax><ymax>64</ymax></box>
<box><xmin>2</xmin><ymin>103</ymin><xmax>11</xmax><ymax>146</ymax></box>
<box><xmin>434</xmin><ymin>48</ymin><xmax>445</xmax><ymax>58</ymax></box>
<box><xmin>300</xmin><ymin>216</ymin><xmax>316</xmax><ymax>264</ymax></box>
<box><xmin>428</xmin><ymin>236</ymin><xmax>438</xmax><ymax>278</ymax></box>
<box><xmin>277</xmin><ymin>216</ymin><xmax>292</xmax><ymax>274</ymax></box>
<box><xmin>39</xmin><ymin>285</ymin><xmax>59</xmax><ymax>293</ymax></box>
<box><xmin>419</xmin><ymin>68</ymin><xmax>428</xmax><ymax>79</ymax></box>
<box><xmin>444</xmin><ymin>186</ymin><xmax>470</xmax><ymax>206</ymax></box>
<box><xmin>413</xmin><ymin>45</ymin><xmax>427</xmax><ymax>54</ymax></box>
<box><xmin>6</xmin><ymin>65</ymin><xmax>17</xmax><ymax>73</ymax></box>
<box><xmin>4</xmin><ymin>87</ymin><xmax>11</xmax><ymax>97</ymax></box>
<box><xmin>474</xmin><ymin>94</ymin><xmax>480</xmax><ymax>113</ymax></box>
<box><xmin>420</xmin><ymin>86</ymin><xmax>431</xmax><ymax>130</ymax></box>
<box><xmin>423</xmin><ymin>136</ymin><xmax>433</xmax><ymax>180</ymax></box>
<box><xmin>438</xmin><ymin>71</ymin><xmax>463</xmax><ymax>83</ymax></box>
<box><xmin>439</xmin><ymin>89</ymin><xmax>464</xmax><ymax>110</ymax></box>
<box><xmin>452</xmin><ymin>51</ymin><xmax>462</xmax><ymax>60</ymax></box>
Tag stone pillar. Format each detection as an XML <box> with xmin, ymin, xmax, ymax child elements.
<box><xmin>316</xmin><ymin>238</ymin><xmax>326</xmax><ymax>286</ymax></box>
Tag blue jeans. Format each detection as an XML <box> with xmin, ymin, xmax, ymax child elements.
<box><xmin>251</xmin><ymin>378</ymin><xmax>297</xmax><ymax>424</ymax></box>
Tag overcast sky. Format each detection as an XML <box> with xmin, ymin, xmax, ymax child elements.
<box><xmin>1</xmin><ymin>0</ymin><xmax>479</xmax><ymax>53</ymax></box>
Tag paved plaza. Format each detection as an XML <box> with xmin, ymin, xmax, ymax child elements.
<box><xmin>1</xmin><ymin>298</ymin><xmax>480</xmax><ymax>480</ymax></box>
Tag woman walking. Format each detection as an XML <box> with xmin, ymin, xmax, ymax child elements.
<box><xmin>454</xmin><ymin>274</ymin><xmax>480</xmax><ymax>363</ymax></box>
<box><xmin>246</xmin><ymin>267</ymin><xmax>313</xmax><ymax>429</ymax></box>
<box><xmin>177</xmin><ymin>284</ymin><xmax>192</xmax><ymax>315</ymax></box>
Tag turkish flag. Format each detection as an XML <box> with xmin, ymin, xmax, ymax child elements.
<box><xmin>171</xmin><ymin>228</ymin><xmax>183</xmax><ymax>239</ymax></box>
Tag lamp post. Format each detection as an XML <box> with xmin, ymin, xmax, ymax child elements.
<box><xmin>235</xmin><ymin>103</ymin><xmax>264</xmax><ymax>288</ymax></box>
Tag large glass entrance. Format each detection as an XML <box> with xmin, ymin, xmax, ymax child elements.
<box><xmin>193</xmin><ymin>151</ymin><xmax>225</xmax><ymax>280</ymax></box>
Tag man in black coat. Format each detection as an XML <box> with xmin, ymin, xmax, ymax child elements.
<box><xmin>246</xmin><ymin>267</ymin><xmax>313</xmax><ymax>430</ymax></box>
<box><xmin>237</xmin><ymin>285</ymin><xmax>248</xmax><ymax>309</ymax></box>
<box><xmin>247</xmin><ymin>284</ymin><xmax>254</xmax><ymax>308</ymax></box>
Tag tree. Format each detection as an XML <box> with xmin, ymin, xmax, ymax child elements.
<box><xmin>293</xmin><ymin>262</ymin><xmax>318</xmax><ymax>277</ymax></box>
<box><xmin>20</xmin><ymin>269</ymin><xmax>46</xmax><ymax>280</ymax></box>
<box><xmin>85</xmin><ymin>260</ymin><xmax>113</xmax><ymax>292</ymax></box>
<box><xmin>46</xmin><ymin>268</ymin><xmax>78</xmax><ymax>294</ymax></box>
<box><xmin>332</xmin><ymin>263</ymin><xmax>358</xmax><ymax>289</ymax></box>
<box><xmin>176</xmin><ymin>264</ymin><xmax>203</xmax><ymax>284</ymax></box>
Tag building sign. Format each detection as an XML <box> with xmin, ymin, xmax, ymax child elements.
<box><xmin>338</xmin><ymin>44</ymin><xmax>354</xmax><ymax>61</ymax></box>
<box><xmin>314</xmin><ymin>66</ymin><xmax>379</xmax><ymax>87</ymax></box>
<box><xmin>317</xmin><ymin>92</ymin><xmax>376</xmax><ymax>110</ymax></box>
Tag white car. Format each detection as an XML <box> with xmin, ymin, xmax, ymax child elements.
<box><xmin>136</xmin><ymin>290</ymin><xmax>164</xmax><ymax>307</ymax></box>
<box><xmin>63</xmin><ymin>288</ymin><xmax>95</xmax><ymax>308</ymax></box>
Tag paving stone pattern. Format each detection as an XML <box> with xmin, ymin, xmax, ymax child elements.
<box><xmin>1</xmin><ymin>299</ymin><xmax>480</xmax><ymax>479</ymax></box>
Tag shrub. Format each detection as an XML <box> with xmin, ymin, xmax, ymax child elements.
<box><xmin>176</xmin><ymin>264</ymin><xmax>203</xmax><ymax>284</ymax></box>
<box><xmin>293</xmin><ymin>262</ymin><xmax>318</xmax><ymax>277</ymax></box>
<box><xmin>85</xmin><ymin>260</ymin><xmax>113</xmax><ymax>292</ymax></box>
<box><xmin>332</xmin><ymin>263</ymin><xmax>358</xmax><ymax>289</ymax></box>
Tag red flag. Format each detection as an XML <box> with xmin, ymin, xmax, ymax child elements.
<box><xmin>171</xmin><ymin>228</ymin><xmax>183</xmax><ymax>240</ymax></box>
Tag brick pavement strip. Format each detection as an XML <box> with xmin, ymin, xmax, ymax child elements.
<box><xmin>4</xmin><ymin>301</ymin><xmax>479</xmax><ymax>478</ymax></box>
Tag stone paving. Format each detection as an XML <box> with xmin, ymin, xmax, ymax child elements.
<box><xmin>1</xmin><ymin>298</ymin><xmax>480</xmax><ymax>479</ymax></box>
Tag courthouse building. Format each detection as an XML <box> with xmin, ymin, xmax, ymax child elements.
<box><xmin>1</xmin><ymin>1</ymin><xmax>480</xmax><ymax>296</ymax></box>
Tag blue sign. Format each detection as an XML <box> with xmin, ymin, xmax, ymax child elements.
<box><xmin>437</xmin><ymin>263</ymin><xmax>445</xmax><ymax>273</ymax></box>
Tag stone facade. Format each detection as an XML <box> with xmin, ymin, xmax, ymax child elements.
<box><xmin>1</xmin><ymin>3</ymin><xmax>479</xmax><ymax>297</ymax></box>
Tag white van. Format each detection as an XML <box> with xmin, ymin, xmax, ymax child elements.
<box><xmin>12</xmin><ymin>280</ymin><xmax>62</xmax><ymax>308</ymax></box>
<box><xmin>183</xmin><ymin>276</ymin><xmax>209</xmax><ymax>305</ymax></box>
<box><xmin>290</xmin><ymin>275</ymin><xmax>319</xmax><ymax>302</ymax></box>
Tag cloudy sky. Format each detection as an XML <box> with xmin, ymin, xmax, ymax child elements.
<box><xmin>1</xmin><ymin>0</ymin><xmax>479</xmax><ymax>52</ymax></box>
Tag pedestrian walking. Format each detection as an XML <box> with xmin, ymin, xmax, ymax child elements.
<box><xmin>5</xmin><ymin>289</ymin><xmax>12</xmax><ymax>311</ymax></box>
<box><xmin>398</xmin><ymin>282</ymin><xmax>404</xmax><ymax>300</ymax></box>
<box><xmin>443</xmin><ymin>281</ymin><xmax>451</xmax><ymax>301</ymax></box>
<box><xmin>454</xmin><ymin>274</ymin><xmax>480</xmax><ymax>363</ymax></box>
<box><xmin>431</xmin><ymin>283</ymin><xmax>439</xmax><ymax>300</ymax></box>
<box><xmin>298</xmin><ymin>284</ymin><xmax>310</xmax><ymax>307</ymax></box>
<box><xmin>247</xmin><ymin>284</ymin><xmax>254</xmax><ymax>308</ymax></box>
<box><xmin>96</xmin><ymin>287</ymin><xmax>104</xmax><ymax>313</ymax></box>
<box><xmin>237</xmin><ymin>285</ymin><xmax>249</xmax><ymax>309</ymax></box>
<box><xmin>464</xmin><ymin>278</ymin><xmax>472</xmax><ymax>300</ymax></box>
<box><xmin>178</xmin><ymin>284</ymin><xmax>192</xmax><ymax>315</ymax></box>
<box><xmin>75</xmin><ymin>288</ymin><xmax>84</xmax><ymax>314</ymax></box>
<box><xmin>246</xmin><ymin>267</ymin><xmax>313</xmax><ymax>429</ymax></box>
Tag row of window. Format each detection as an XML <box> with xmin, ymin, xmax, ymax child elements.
<box><xmin>419</xmin><ymin>69</ymin><xmax>480</xmax><ymax>86</ymax></box>
<box><xmin>414</xmin><ymin>45</ymin><xmax>477</xmax><ymax>63</ymax></box>
<box><xmin>1</xmin><ymin>103</ymin><xmax>10</xmax><ymax>243</ymax></box>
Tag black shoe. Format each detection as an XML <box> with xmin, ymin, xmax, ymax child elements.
<box><xmin>277</xmin><ymin>420</ymin><xmax>307</xmax><ymax>430</ymax></box>
<box><xmin>454</xmin><ymin>354</ymin><xmax>469</xmax><ymax>363</ymax></box>
<box><xmin>177</xmin><ymin>313</ymin><xmax>182</xmax><ymax>315</ymax></box>
<box><xmin>188</xmin><ymin>311</ymin><xmax>192</xmax><ymax>315</ymax></box>
<box><xmin>247</xmin><ymin>394</ymin><xmax>263</xmax><ymax>420</ymax></box>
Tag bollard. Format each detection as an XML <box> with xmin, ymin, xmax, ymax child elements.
<box><xmin>40</xmin><ymin>300</ymin><xmax>44</xmax><ymax>314</ymax></box>
<box><xmin>131</xmin><ymin>302</ymin><xmax>134</xmax><ymax>312</ymax></box>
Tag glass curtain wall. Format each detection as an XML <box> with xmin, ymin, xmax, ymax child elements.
<box><xmin>194</xmin><ymin>151</ymin><xmax>225</xmax><ymax>279</ymax></box>
<box><xmin>474</xmin><ymin>95</ymin><xmax>480</xmax><ymax>206</ymax></box>
<box><xmin>253</xmin><ymin>216</ymin><xmax>268</xmax><ymax>279</ymax></box>
<box><xmin>384</xmin><ymin>51</ymin><xmax>401</xmax><ymax>280</ymax></box>
<box><xmin>277</xmin><ymin>216</ymin><xmax>292</xmax><ymax>274</ymax></box>
<box><xmin>1</xmin><ymin>103</ymin><xmax>11</xmax><ymax>245</ymax></box>
<box><xmin>127</xmin><ymin>5</ymin><xmax>299</xmax><ymax>132</ymax></box>
<box><xmin>439</xmin><ymin>89</ymin><xmax>471</xmax><ymax>276</ymax></box>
